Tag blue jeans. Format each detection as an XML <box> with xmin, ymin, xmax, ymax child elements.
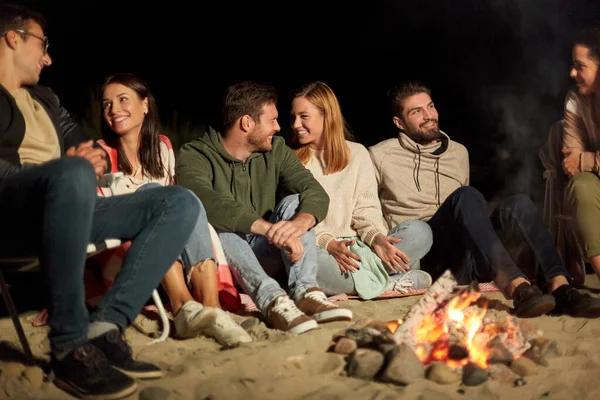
<box><xmin>217</xmin><ymin>195</ymin><xmax>319</xmax><ymax>314</ymax></box>
<box><xmin>421</xmin><ymin>186</ymin><xmax>569</xmax><ymax>297</ymax></box>
<box><xmin>137</xmin><ymin>183</ymin><xmax>215</xmax><ymax>281</ymax></box>
<box><xmin>315</xmin><ymin>220</ymin><xmax>434</xmax><ymax>295</ymax></box>
<box><xmin>0</xmin><ymin>157</ymin><xmax>200</xmax><ymax>352</ymax></box>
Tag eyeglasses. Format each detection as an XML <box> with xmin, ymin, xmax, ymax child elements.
<box><xmin>14</xmin><ymin>29</ymin><xmax>49</xmax><ymax>54</ymax></box>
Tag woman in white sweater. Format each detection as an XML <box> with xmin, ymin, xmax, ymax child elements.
<box><xmin>290</xmin><ymin>82</ymin><xmax>433</xmax><ymax>299</ymax></box>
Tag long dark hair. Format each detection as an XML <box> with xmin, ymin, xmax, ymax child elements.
<box><xmin>100</xmin><ymin>72</ymin><xmax>165</xmax><ymax>179</ymax></box>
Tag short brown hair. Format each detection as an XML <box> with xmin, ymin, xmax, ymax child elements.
<box><xmin>222</xmin><ymin>81</ymin><xmax>278</xmax><ymax>132</ymax></box>
<box><xmin>388</xmin><ymin>81</ymin><xmax>432</xmax><ymax>117</ymax></box>
<box><xmin>0</xmin><ymin>3</ymin><xmax>47</xmax><ymax>37</ymax></box>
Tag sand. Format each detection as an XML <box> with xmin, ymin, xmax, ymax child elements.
<box><xmin>2</xmin><ymin>276</ymin><xmax>600</xmax><ymax>400</ymax></box>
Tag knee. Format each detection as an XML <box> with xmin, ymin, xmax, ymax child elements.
<box><xmin>167</xmin><ymin>186</ymin><xmax>201</xmax><ymax>225</ymax></box>
<box><xmin>275</xmin><ymin>194</ymin><xmax>301</xmax><ymax>219</ymax></box>
<box><xmin>567</xmin><ymin>172</ymin><xmax>600</xmax><ymax>207</ymax></box>
<box><xmin>49</xmin><ymin>157</ymin><xmax>97</xmax><ymax>198</ymax></box>
<box><xmin>449</xmin><ymin>186</ymin><xmax>486</xmax><ymax>208</ymax></box>
<box><xmin>392</xmin><ymin>220</ymin><xmax>433</xmax><ymax>254</ymax></box>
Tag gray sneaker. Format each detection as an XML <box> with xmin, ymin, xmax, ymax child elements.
<box><xmin>389</xmin><ymin>270</ymin><xmax>433</xmax><ymax>292</ymax></box>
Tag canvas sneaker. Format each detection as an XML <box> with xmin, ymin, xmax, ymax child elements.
<box><xmin>297</xmin><ymin>288</ymin><xmax>353</xmax><ymax>323</ymax></box>
<box><xmin>174</xmin><ymin>300</ymin><xmax>218</xmax><ymax>339</ymax></box>
<box><xmin>51</xmin><ymin>343</ymin><xmax>137</xmax><ymax>400</ymax></box>
<box><xmin>89</xmin><ymin>329</ymin><xmax>163</xmax><ymax>379</ymax></box>
<box><xmin>388</xmin><ymin>270</ymin><xmax>433</xmax><ymax>293</ymax></box>
<box><xmin>267</xmin><ymin>295</ymin><xmax>318</xmax><ymax>334</ymax></box>
<box><xmin>200</xmin><ymin>307</ymin><xmax>253</xmax><ymax>347</ymax></box>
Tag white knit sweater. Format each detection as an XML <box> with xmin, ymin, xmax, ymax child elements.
<box><xmin>304</xmin><ymin>141</ymin><xmax>389</xmax><ymax>249</ymax></box>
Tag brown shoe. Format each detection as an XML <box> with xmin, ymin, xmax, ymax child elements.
<box><xmin>512</xmin><ymin>283</ymin><xmax>555</xmax><ymax>318</ymax></box>
<box><xmin>297</xmin><ymin>288</ymin><xmax>353</xmax><ymax>323</ymax></box>
<box><xmin>267</xmin><ymin>295</ymin><xmax>318</xmax><ymax>334</ymax></box>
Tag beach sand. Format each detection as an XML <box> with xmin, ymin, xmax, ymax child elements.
<box><xmin>2</xmin><ymin>275</ymin><xmax>600</xmax><ymax>399</ymax></box>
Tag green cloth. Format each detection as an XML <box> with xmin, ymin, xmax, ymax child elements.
<box><xmin>176</xmin><ymin>127</ymin><xmax>329</xmax><ymax>234</ymax></box>
<box><xmin>341</xmin><ymin>237</ymin><xmax>390</xmax><ymax>300</ymax></box>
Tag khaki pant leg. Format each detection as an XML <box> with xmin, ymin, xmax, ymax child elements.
<box><xmin>565</xmin><ymin>172</ymin><xmax>600</xmax><ymax>258</ymax></box>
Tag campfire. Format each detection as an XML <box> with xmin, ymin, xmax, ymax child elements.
<box><xmin>329</xmin><ymin>270</ymin><xmax>559</xmax><ymax>386</ymax></box>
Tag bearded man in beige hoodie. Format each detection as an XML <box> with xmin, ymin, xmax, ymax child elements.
<box><xmin>369</xmin><ymin>81</ymin><xmax>600</xmax><ymax>318</ymax></box>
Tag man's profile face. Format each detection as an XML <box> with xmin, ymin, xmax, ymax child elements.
<box><xmin>14</xmin><ymin>21</ymin><xmax>52</xmax><ymax>86</ymax></box>
<box><xmin>394</xmin><ymin>92</ymin><xmax>442</xmax><ymax>144</ymax></box>
<box><xmin>246</xmin><ymin>102</ymin><xmax>281</xmax><ymax>153</ymax></box>
<box><xmin>571</xmin><ymin>44</ymin><xmax>600</xmax><ymax>96</ymax></box>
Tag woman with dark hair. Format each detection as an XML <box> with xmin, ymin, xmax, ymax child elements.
<box><xmin>562</xmin><ymin>27</ymin><xmax>600</xmax><ymax>280</ymax></box>
<box><xmin>97</xmin><ymin>72</ymin><xmax>252</xmax><ymax>346</ymax></box>
<box><xmin>290</xmin><ymin>81</ymin><xmax>434</xmax><ymax>299</ymax></box>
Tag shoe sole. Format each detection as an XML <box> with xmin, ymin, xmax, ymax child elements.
<box><xmin>114</xmin><ymin>366</ymin><xmax>164</xmax><ymax>380</ymax></box>
<box><xmin>312</xmin><ymin>308</ymin><xmax>353</xmax><ymax>323</ymax></box>
<box><xmin>54</xmin><ymin>378</ymin><xmax>138</xmax><ymax>400</ymax></box>
<box><xmin>288</xmin><ymin>319</ymin><xmax>319</xmax><ymax>335</ymax></box>
<box><xmin>513</xmin><ymin>297</ymin><xmax>556</xmax><ymax>318</ymax></box>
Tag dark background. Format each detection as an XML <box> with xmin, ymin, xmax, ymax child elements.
<box><xmin>13</xmin><ymin>0</ymin><xmax>600</xmax><ymax>204</ymax></box>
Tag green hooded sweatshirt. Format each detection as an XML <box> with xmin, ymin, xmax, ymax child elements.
<box><xmin>176</xmin><ymin>127</ymin><xmax>329</xmax><ymax>234</ymax></box>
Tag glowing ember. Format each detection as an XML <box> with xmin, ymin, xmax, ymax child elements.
<box><xmin>386</xmin><ymin>319</ymin><xmax>403</xmax><ymax>334</ymax></box>
<box><xmin>414</xmin><ymin>286</ymin><xmax>491</xmax><ymax>369</ymax></box>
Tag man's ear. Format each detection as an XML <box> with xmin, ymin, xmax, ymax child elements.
<box><xmin>392</xmin><ymin>116</ymin><xmax>404</xmax><ymax>130</ymax></box>
<box><xmin>241</xmin><ymin>115</ymin><xmax>254</xmax><ymax>132</ymax></box>
<box><xmin>4</xmin><ymin>30</ymin><xmax>19</xmax><ymax>50</ymax></box>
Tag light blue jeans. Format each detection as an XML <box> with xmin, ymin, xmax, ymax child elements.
<box><xmin>315</xmin><ymin>220</ymin><xmax>434</xmax><ymax>295</ymax></box>
<box><xmin>138</xmin><ymin>183</ymin><xmax>216</xmax><ymax>280</ymax></box>
<box><xmin>217</xmin><ymin>195</ymin><xmax>319</xmax><ymax>314</ymax></box>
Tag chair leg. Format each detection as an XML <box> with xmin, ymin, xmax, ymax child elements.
<box><xmin>147</xmin><ymin>289</ymin><xmax>170</xmax><ymax>345</ymax></box>
<box><xmin>0</xmin><ymin>272</ymin><xmax>35</xmax><ymax>365</ymax></box>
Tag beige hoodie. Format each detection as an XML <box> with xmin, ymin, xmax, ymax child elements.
<box><xmin>368</xmin><ymin>131</ymin><xmax>470</xmax><ymax>229</ymax></box>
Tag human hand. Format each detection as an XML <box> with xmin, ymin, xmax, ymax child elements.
<box><xmin>371</xmin><ymin>234</ymin><xmax>410</xmax><ymax>273</ymax></box>
<box><xmin>266</xmin><ymin>213</ymin><xmax>314</xmax><ymax>248</ymax></box>
<box><xmin>327</xmin><ymin>239</ymin><xmax>361</xmax><ymax>273</ymax></box>
<box><xmin>562</xmin><ymin>147</ymin><xmax>582</xmax><ymax>178</ymax></box>
<box><xmin>66</xmin><ymin>140</ymin><xmax>107</xmax><ymax>177</ymax></box>
<box><xmin>283</xmin><ymin>237</ymin><xmax>304</xmax><ymax>263</ymax></box>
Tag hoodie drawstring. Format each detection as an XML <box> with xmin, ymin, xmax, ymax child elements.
<box><xmin>413</xmin><ymin>146</ymin><xmax>422</xmax><ymax>192</ymax></box>
<box><xmin>434</xmin><ymin>158</ymin><xmax>441</xmax><ymax>207</ymax></box>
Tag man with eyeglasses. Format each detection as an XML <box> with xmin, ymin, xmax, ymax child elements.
<box><xmin>0</xmin><ymin>3</ymin><xmax>200</xmax><ymax>399</ymax></box>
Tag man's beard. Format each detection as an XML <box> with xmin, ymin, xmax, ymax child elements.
<box><xmin>404</xmin><ymin>119</ymin><xmax>442</xmax><ymax>144</ymax></box>
<box><xmin>246</xmin><ymin>131</ymin><xmax>272</xmax><ymax>153</ymax></box>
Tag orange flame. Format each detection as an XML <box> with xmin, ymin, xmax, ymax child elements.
<box><xmin>414</xmin><ymin>287</ymin><xmax>490</xmax><ymax>369</ymax></box>
<box><xmin>385</xmin><ymin>319</ymin><xmax>403</xmax><ymax>334</ymax></box>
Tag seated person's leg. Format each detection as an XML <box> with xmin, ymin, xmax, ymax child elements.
<box><xmin>387</xmin><ymin>220</ymin><xmax>434</xmax><ymax>289</ymax></box>
<box><xmin>423</xmin><ymin>186</ymin><xmax>555</xmax><ymax>317</ymax></box>
<box><xmin>566</xmin><ymin>172</ymin><xmax>600</xmax><ymax>275</ymax></box>
<box><xmin>493</xmin><ymin>191</ymin><xmax>600</xmax><ymax>318</ymax></box>
<box><xmin>218</xmin><ymin>229</ymin><xmax>317</xmax><ymax>334</ymax></box>
<box><xmin>263</xmin><ymin>194</ymin><xmax>352</xmax><ymax>323</ymax></box>
<box><xmin>315</xmin><ymin>246</ymin><xmax>357</xmax><ymax>296</ymax></box>
<box><xmin>0</xmin><ymin>158</ymin><xmax>138</xmax><ymax>399</ymax></box>
<box><xmin>88</xmin><ymin>184</ymin><xmax>200</xmax><ymax>377</ymax></box>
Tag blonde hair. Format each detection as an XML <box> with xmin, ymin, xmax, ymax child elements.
<box><xmin>291</xmin><ymin>82</ymin><xmax>354</xmax><ymax>174</ymax></box>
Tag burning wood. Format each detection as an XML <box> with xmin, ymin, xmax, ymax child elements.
<box><xmin>330</xmin><ymin>269</ymin><xmax>557</xmax><ymax>387</ymax></box>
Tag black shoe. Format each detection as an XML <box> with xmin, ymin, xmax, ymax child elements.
<box><xmin>512</xmin><ymin>283</ymin><xmax>556</xmax><ymax>318</ymax></box>
<box><xmin>552</xmin><ymin>285</ymin><xmax>600</xmax><ymax>318</ymax></box>
<box><xmin>52</xmin><ymin>343</ymin><xmax>137</xmax><ymax>400</ymax></box>
<box><xmin>90</xmin><ymin>329</ymin><xmax>163</xmax><ymax>379</ymax></box>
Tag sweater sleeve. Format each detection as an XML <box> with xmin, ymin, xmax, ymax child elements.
<box><xmin>176</xmin><ymin>143</ymin><xmax>261</xmax><ymax>233</ymax></box>
<box><xmin>563</xmin><ymin>93</ymin><xmax>599</xmax><ymax>174</ymax></box>
<box><xmin>350</xmin><ymin>145</ymin><xmax>388</xmax><ymax>246</ymax></box>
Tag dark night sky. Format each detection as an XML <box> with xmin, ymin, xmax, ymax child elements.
<box><xmin>14</xmin><ymin>0</ymin><xmax>600</xmax><ymax>203</ymax></box>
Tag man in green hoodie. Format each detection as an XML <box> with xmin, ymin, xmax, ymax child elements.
<box><xmin>177</xmin><ymin>81</ymin><xmax>353</xmax><ymax>334</ymax></box>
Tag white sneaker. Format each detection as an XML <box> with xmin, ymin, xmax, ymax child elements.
<box><xmin>174</xmin><ymin>301</ymin><xmax>217</xmax><ymax>339</ymax></box>
<box><xmin>201</xmin><ymin>308</ymin><xmax>253</xmax><ymax>347</ymax></box>
<box><xmin>388</xmin><ymin>270</ymin><xmax>433</xmax><ymax>293</ymax></box>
